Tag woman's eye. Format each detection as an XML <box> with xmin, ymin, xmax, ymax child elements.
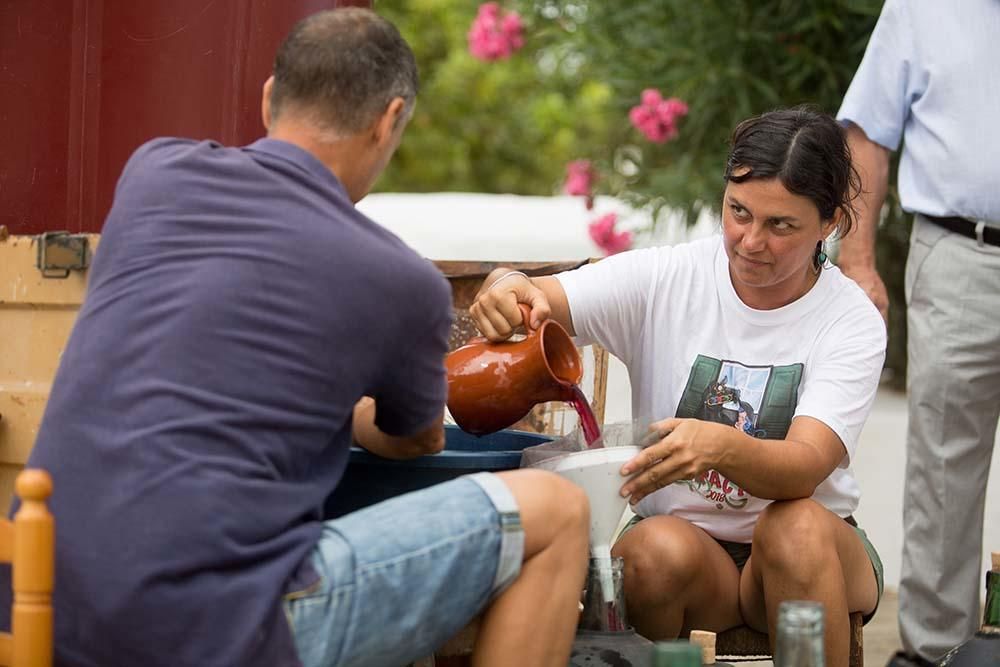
<box><xmin>772</xmin><ymin>220</ymin><xmax>792</xmax><ymax>231</ymax></box>
<box><xmin>730</xmin><ymin>204</ymin><xmax>749</xmax><ymax>219</ymax></box>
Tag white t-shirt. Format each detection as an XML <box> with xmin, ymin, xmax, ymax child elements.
<box><xmin>557</xmin><ymin>236</ymin><xmax>887</xmax><ymax>542</ymax></box>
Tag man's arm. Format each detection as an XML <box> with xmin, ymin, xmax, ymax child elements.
<box><xmin>351</xmin><ymin>397</ymin><xmax>445</xmax><ymax>460</ymax></box>
<box><xmin>840</xmin><ymin>123</ymin><xmax>892</xmax><ymax>321</ymax></box>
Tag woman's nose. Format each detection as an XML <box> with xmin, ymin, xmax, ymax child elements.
<box><xmin>742</xmin><ymin>222</ymin><xmax>768</xmax><ymax>252</ymax></box>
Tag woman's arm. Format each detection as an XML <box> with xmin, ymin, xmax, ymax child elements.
<box><xmin>619</xmin><ymin>415</ymin><xmax>847</xmax><ymax>504</ymax></box>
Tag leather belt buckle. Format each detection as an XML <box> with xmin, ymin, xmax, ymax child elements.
<box><xmin>975</xmin><ymin>221</ymin><xmax>985</xmax><ymax>246</ymax></box>
<box><xmin>923</xmin><ymin>214</ymin><xmax>1000</xmax><ymax>248</ymax></box>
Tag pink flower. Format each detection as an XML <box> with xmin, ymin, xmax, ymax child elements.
<box><xmin>468</xmin><ymin>3</ymin><xmax>525</xmax><ymax>61</ymax></box>
<box><xmin>564</xmin><ymin>161</ymin><xmax>592</xmax><ymax>196</ymax></box>
<box><xmin>588</xmin><ymin>213</ymin><xmax>633</xmax><ymax>255</ymax></box>
<box><xmin>564</xmin><ymin>160</ymin><xmax>596</xmax><ymax>209</ymax></box>
<box><xmin>629</xmin><ymin>88</ymin><xmax>689</xmax><ymax>143</ymax></box>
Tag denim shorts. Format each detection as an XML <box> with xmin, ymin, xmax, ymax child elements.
<box><xmin>284</xmin><ymin>473</ymin><xmax>523</xmax><ymax>667</ymax></box>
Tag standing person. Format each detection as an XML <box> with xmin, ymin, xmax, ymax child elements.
<box><xmin>470</xmin><ymin>107</ymin><xmax>887</xmax><ymax>667</ymax></box>
<box><xmin>836</xmin><ymin>0</ymin><xmax>1000</xmax><ymax>661</ymax></box>
<box><xmin>2</xmin><ymin>9</ymin><xmax>589</xmax><ymax>667</ymax></box>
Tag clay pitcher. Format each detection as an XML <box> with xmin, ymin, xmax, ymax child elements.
<box><xmin>446</xmin><ymin>304</ymin><xmax>582</xmax><ymax>435</ymax></box>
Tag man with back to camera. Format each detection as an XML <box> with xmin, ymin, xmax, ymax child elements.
<box><xmin>836</xmin><ymin>0</ymin><xmax>1000</xmax><ymax>662</ymax></box>
<box><xmin>2</xmin><ymin>9</ymin><xmax>590</xmax><ymax>667</ymax></box>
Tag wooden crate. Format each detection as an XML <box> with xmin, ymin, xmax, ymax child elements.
<box><xmin>0</xmin><ymin>232</ymin><xmax>96</xmax><ymax>511</ymax></box>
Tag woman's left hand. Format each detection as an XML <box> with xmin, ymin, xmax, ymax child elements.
<box><xmin>619</xmin><ymin>418</ymin><xmax>733</xmax><ymax>504</ymax></box>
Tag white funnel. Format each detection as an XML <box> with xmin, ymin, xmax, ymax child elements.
<box><xmin>531</xmin><ymin>446</ymin><xmax>640</xmax><ymax>603</ymax></box>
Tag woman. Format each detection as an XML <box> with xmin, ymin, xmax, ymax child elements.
<box><xmin>469</xmin><ymin>107</ymin><xmax>886</xmax><ymax>666</ymax></box>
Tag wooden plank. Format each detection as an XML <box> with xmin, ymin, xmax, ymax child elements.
<box><xmin>0</xmin><ymin>521</ymin><xmax>12</xmax><ymax>562</ymax></box>
<box><xmin>0</xmin><ymin>466</ymin><xmax>19</xmax><ymax>516</ymax></box>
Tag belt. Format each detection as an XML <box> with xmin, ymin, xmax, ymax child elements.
<box><xmin>923</xmin><ymin>214</ymin><xmax>1000</xmax><ymax>247</ymax></box>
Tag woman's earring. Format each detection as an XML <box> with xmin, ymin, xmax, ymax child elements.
<box><xmin>813</xmin><ymin>240</ymin><xmax>827</xmax><ymax>274</ymax></box>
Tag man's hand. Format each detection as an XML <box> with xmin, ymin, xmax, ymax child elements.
<box><xmin>840</xmin><ymin>263</ymin><xmax>890</xmax><ymax>323</ymax></box>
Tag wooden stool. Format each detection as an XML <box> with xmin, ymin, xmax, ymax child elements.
<box><xmin>716</xmin><ymin>611</ymin><xmax>864</xmax><ymax>666</ymax></box>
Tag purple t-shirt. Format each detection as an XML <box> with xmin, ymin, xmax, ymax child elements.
<box><xmin>13</xmin><ymin>138</ymin><xmax>452</xmax><ymax>666</ymax></box>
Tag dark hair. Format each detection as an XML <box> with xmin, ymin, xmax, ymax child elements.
<box><xmin>724</xmin><ymin>106</ymin><xmax>860</xmax><ymax>238</ymax></box>
<box><xmin>270</xmin><ymin>8</ymin><xmax>418</xmax><ymax>134</ymax></box>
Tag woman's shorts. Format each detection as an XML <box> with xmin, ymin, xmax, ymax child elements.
<box><xmin>619</xmin><ymin>512</ymin><xmax>884</xmax><ymax>624</ymax></box>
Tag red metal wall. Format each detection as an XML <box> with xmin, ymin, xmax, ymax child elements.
<box><xmin>0</xmin><ymin>0</ymin><xmax>371</xmax><ymax>235</ymax></box>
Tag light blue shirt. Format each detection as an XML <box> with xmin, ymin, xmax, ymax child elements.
<box><xmin>837</xmin><ymin>0</ymin><xmax>1000</xmax><ymax>223</ymax></box>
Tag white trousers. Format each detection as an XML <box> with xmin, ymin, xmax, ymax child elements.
<box><xmin>899</xmin><ymin>215</ymin><xmax>1000</xmax><ymax>660</ymax></box>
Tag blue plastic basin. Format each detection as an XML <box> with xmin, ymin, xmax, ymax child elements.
<box><xmin>322</xmin><ymin>425</ymin><xmax>551</xmax><ymax>519</ymax></box>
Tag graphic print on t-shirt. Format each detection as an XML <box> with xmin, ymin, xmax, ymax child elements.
<box><xmin>674</xmin><ymin>355</ymin><xmax>803</xmax><ymax>510</ymax></box>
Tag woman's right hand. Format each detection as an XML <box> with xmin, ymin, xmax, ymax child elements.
<box><xmin>469</xmin><ymin>268</ymin><xmax>553</xmax><ymax>342</ymax></box>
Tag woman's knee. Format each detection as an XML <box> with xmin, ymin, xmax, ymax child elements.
<box><xmin>613</xmin><ymin>517</ymin><xmax>704</xmax><ymax>598</ymax></box>
<box><xmin>752</xmin><ymin>499</ymin><xmax>836</xmax><ymax>575</ymax></box>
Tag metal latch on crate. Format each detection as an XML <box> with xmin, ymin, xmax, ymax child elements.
<box><xmin>35</xmin><ymin>231</ymin><xmax>91</xmax><ymax>278</ymax></box>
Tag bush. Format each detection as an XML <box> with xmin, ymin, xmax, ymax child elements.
<box><xmin>375</xmin><ymin>0</ymin><xmax>617</xmax><ymax>196</ymax></box>
<box><xmin>513</xmin><ymin>0</ymin><xmax>908</xmax><ymax>385</ymax></box>
<box><xmin>378</xmin><ymin>1</ymin><xmax>908</xmax><ymax>385</ymax></box>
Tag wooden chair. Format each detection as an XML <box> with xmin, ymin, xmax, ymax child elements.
<box><xmin>716</xmin><ymin>612</ymin><xmax>864</xmax><ymax>666</ymax></box>
<box><xmin>0</xmin><ymin>469</ymin><xmax>54</xmax><ymax>667</ymax></box>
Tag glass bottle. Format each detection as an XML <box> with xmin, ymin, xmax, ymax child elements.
<box><xmin>650</xmin><ymin>641</ymin><xmax>702</xmax><ymax>667</ymax></box>
<box><xmin>570</xmin><ymin>556</ymin><xmax>654</xmax><ymax>667</ymax></box>
<box><xmin>579</xmin><ymin>556</ymin><xmax>629</xmax><ymax>632</ymax></box>
<box><xmin>774</xmin><ymin>600</ymin><xmax>825</xmax><ymax>667</ymax></box>
<box><xmin>985</xmin><ymin>553</ymin><xmax>1000</xmax><ymax>629</ymax></box>
<box><xmin>935</xmin><ymin>552</ymin><xmax>1000</xmax><ymax>666</ymax></box>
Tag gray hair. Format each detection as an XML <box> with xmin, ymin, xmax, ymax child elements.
<box><xmin>270</xmin><ymin>8</ymin><xmax>418</xmax><ymax>135</ymax></box>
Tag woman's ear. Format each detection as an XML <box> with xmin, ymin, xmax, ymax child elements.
<box><xmin>822</xmin><ymin>209</ymin><xmax>842</xmax><ymax>240</ymax></box>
